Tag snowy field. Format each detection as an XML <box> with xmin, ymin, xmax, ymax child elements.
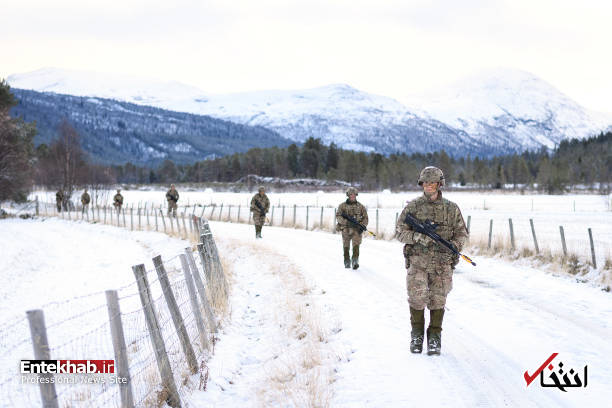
<box><xmin>1</xmin><ymin>214</ymin><xmax>611</xmax><ymax>407</ymax></box>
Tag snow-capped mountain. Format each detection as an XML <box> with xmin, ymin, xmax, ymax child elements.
<box><xmin>403</xmin><ymin>68</ymin><xmax>612</xmax><ymax>152</ymax></box>
<box><xmin>8</xmin><ymin>67</ymin><xmax>612</xmax><ymax>157</ymax></box>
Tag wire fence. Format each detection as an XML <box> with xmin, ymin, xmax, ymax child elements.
<box><xmin>31</xmin><ymin>194</ymin><xmax>611</xmax><ymax>268</ymax></box>
<box><xmin>0</xmin><ymin>213</ymin><xmax>227</xmax><ymax>408</ymax></box>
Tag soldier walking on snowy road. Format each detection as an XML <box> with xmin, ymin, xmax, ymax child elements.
<box><xmin>250</xmin><ymin>186</ymin><xmax>270</xmax><ymax>238</ymax></box>
<box><xmin>395</xmin><ymin>167</ymin><xmax>468</xmax><ymax>355</ymax></box>
<box><xmin>81</xmin><ymin>189</ymin><xmax>90</xmax><ymax>214</ymax></box>
<box><xmin>113</xmin><ymin>189</ymin><xmax>123</xmax><ymax>215</ymax></box>
<box><xmin>336</xmin><ymin>186</ymin><xmax>369</xmax><ymax>269</ymax></box>
<box><xmin>166</xmin><ymin>184</ymin><xmax>179</xmax><ymax>218</ymax></box>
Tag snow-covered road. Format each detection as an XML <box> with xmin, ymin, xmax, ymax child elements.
<box><xmin>201</xmin><ymin>221</ymin><xmax>612</xmax><ymax>407</ymax></box>
<box><xmin>2</xmin><ymin>217</ymin><xmax>610</xmax><ymax>407</ymax></box>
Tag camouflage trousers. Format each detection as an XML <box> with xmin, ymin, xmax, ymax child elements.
<box><xmin>167</xmin><ymin>201</ymin><xmax>177</xmax><ymax>217</ymax></box>
<box><xmin>406</xmin><ymin>252</ymin><xmax>453</xmax><ymax>310</ymax></box>
<box><xmin>341</xmin><ymin>227</ymin><xmax>362</xmax><ymax>248</ymax></box>
<box><xmin>252</xmin><ymin>212</ymin><xmax>266</xmax><ymax>226</ymax></box>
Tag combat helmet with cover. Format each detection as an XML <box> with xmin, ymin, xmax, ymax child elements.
<box><xmin>417</xmin><ymin>166</ymin><xmax>445</xmax><ymax>187</ymax></box>
<box><xmin>345</xmin><ymin>186</ymin><xmax>359</xmax><ymax>197</ymax></box>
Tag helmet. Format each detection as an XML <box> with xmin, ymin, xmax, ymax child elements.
<box><xmin>258</xmin><ymin>186</ymin><xmax>265</xmax><ymax>192</ymax></box>
<box><xmin>346</xmin><ymin>186</ymin><xmax>359</xmax><ymax>197</ymax></box>
<box><xmin>418</xmin><ymin>166</ymin><xmax>445</xmax><ymax>187</ymax></box>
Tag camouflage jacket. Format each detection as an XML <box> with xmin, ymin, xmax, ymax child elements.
<box><xmin>113</xmin><ymin>194</ymin><xmax>123</xmax><ymax>206</ymax></box>
<box><xmin>336</xmin><ymin>200</ymin><xmax>368</xmax><ymax>231</ymax></box>
<box><xmin>166</xmin><ymin>189</ymin><xmax>179</xmax><ymax>203</ymax></box>
<box><xmin>250</xmin><ymin>193</ymin><xmax>270</xmax><ymax>214</ymax></box>
<box><xmin>81</xmin><ymin>192</ymin><xmax>90</xmax><ymax>205</ymax></box>
<box><xmin>396</xmin><ymin>191</ymin><xmax>468</xmax><ymax>255</ymax></box>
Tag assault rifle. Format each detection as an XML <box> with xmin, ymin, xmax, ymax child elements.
<box><xmin>341</xmin><ymin>213</ymin><xmax>376</xmax><ymax>237</ymax></box>
<box><xmin>254</xmin><ymin>200</ymin><xmax>267</xmax><ymax>215</ymax></box>
<box><xmin>404</xmin><ymin>213</ymin><xmax>476</xmax><ymax>266</ymax></box>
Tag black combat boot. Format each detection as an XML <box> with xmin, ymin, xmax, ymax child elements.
<box><xmin>343</xmin><ymin>247</ymin><xmax>350</xmax><ymax>268</ymax></box>
<box><xmin>427</xmin><ymin>309</ymin><xmax>444</xmax><ymax>356</ymax></box>
<box><xmin>410</xmin><ymin>307</ymin><xmax>425</xmax><ymax>353</ymax></box>
<box><xmin>351</xmin><ymin>245</ymin><xmax>360</xmax><ymax>269</ymax></box>
<box><xmin>255</xmin><ymin>225</ymin><xmax>262</xmax><ymax>239</ymax></box>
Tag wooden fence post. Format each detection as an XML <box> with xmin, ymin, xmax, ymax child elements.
<box><xmin>218</xmin><ymin>203</ymin><xmax>223</xmax><ymax>221</ymax></box>
<box><xmin>376</xmin><ymin>208</ymin><xmax>379</xmax><ymax>237</ymax></box>
<box><xmin>466</xmin><ymin>215</ymin><xmax>471</xmax><ymax>233</ymax></box>
<box><xmin>588</xmin><ymin>228</ymin><xmax>597</xmax><ymax>268</ymax></box>
<box><xmin>281</xmin><ymin>205</ymin><xmax>285</xmax><ymax>226</ymax></box>
<box><xmin>559</xmin><ymin>226</ymin><xmax>567</xmax><ymax>257</ymax></box>
<box><xmin>179</xmin><ymin>254</ymin><xmax>210</xmax><ymax>351</ymax></box>
<box><xmin>160</xmin><ymin>209</ymin><xmax>167</xmax><ymax>233</ymax></box>
<box><xmin>237</xmin><ymin>205</ymin><xmax>241</xmax><ymax>223</ymax></box>
<box><xmin>105</xmin><ymin>290</ymin><xmax>135</xmax><ymax>408</ymax></box>
<box><xmin>306</xmin><ymin>205</ymin><xmax>309</xmax><ymax>230</ymax></box>
<box><xmin>488</xmin><ymin>219</ymin><xmax>493</xmax><ymax>249</ymax></box>
<box><xmin>320</xmin><ymin>206</ymin><xmax>324</xmax><ymax>230</ymax></box>
<box><xmin>26</xmin><ymin>309</ymin><xmax>59</xmax><ymax>408</ymax></box>
<box><xmin>508</xmin><ymin>218</ymin><xmax>515</xmax><ymax>250</ymax></box>
<box><xmin>293</xmin><ymin>204</ymin><xmax>296</xmax><ymax>227</ymax></box>
<box><xmin>185</xmin><ymin>248</ymin><xmax>217</xmax><ymax>333</ymax></box>
<box><xmin>132</xmin><ymin>264</ymin><xmax>181</xmax><ymax>408</ymax></box>
<box><xmin>529</xmin><ymin>218</ymin><xmax>539</xmax><ymax>254</ymax></box>
<box><xmin>152</xmin><ymin>256</ymin><xmax>198</xmax><ymax>374</ymax></box>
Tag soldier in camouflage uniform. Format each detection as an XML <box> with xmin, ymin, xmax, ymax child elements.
<box><xmin>113</xmin><ymin>189</ymin><xmax>124</xmax><ymax>215</ymax></box>
<box><xmin>166</xmin><ymin>184</ymin><xmax>179</xmax><ymax>218</ymax></box>
<box><xmin>56</xmin><ymin>189</ymin><xmax>64</xmax><ymax>212</ymax></box>
<box><xmin>81</xmin><ymin>189</ymin><xmax>91</xmax><ymax>214</ymax></box>
<box><xmin>250</xmin><ymin>186</ymin><xmax>270</xmax><ymax>238</ymax></box>
<box><xmin>395</xmin><ymin>167</ymin><xmax>468</xmax><ymax>355</ymax></box>
<box><xmin>336</xmin><ymin>187</ymin><xmax>369</xmax><ymax>269</ymax></box>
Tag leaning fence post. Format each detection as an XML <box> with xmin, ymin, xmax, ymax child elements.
<box><xmin>588</xmin><ymin>228</ymin><xmax>597</xmax><ymax>268</ymax></box>
<box><xmin>293</xmin><ymin>204</ymin><xmax>297</xmax><ymax>227</ymax></box>
<box><xmin>182</xmin><ymin>213</ymin><xmax>188</xmax><ymax>239</ymax></box>
<box><xmin>132</xmin><ymin>264</ymin><xmax>181</xmax><ymax>408</ymax></box>
<box><xmin>185</xmin><ymin>248</ymin><xmax>217</xmax><ymax>333</ymax></box>
<box><xmin>179</xmin><ymin>254</ymin><xmax>210</xmax><ymax>351</ymax></box>
<box><xmin>152</xmin><ymin>256</ymin><xmax>198</xmax><ymax>374</ymax></box>
<box><xmin>488</xmin><ymin>219</ymin><xmax>493</xmax><ymax>249</ymax></box>
<box><xmin>35</xmin><ymin>196</ymin><xmax>39</xmax><ymax>216</ymax></box>
<box><xmin>466</xmin><ymin>215</ymin><xmax>471</xmax><ymax>233</ymax></box>
<box><xmin>529</xmin><ymin>218</ymin><xmax>539</xmax><ymax>254</ymax></box>
<box><xmin>559</xmin><ymin>226</ymin><xmax>567</xmax><ymax>257</ymax></box>
<box><xmin>508</xmin><ymin>218</ymin><xmax>515</xmax><ymax>250</ymax></box>
<box><xmin>218</xmin><ymin>203</ymin><xmax>223</xmax><ymax>221</ymax></box>
<box><xmin>160</xmin><ymin>210</ymin><xmax>167</xmax><ymax>233</ymax></box>
<box><xmin>130</xmin><ymin>208</ymin><xmax>134</xmax><ymax>231</ymax></box>
<box><xmin>105</xmin><ymin>290</ymin><xmax>135</xmax><ymax>408</ymax></box>
<box><xmin>26</xmin><ymin>309</ymin><xmax>59</xmax><ymax>408</ymax></box>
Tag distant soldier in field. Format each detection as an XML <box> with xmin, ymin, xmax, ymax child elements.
<box><xmin>395</xmin><ymin>166</ymin><xmax>468</xmax><ymax>355</ymax></box>
<box><xmin>55</xmin><ymin>189</ymin><xmax>64</xmax><ymax>212</ymax></box>
<box><xmin>113</xmin><ymin>189</ymin><xmax>124</xmax><ymax>215</ymax></box>
<box><xmin>250</xmin><ymin>186</ymin><xmax>270</xmax><ymax>238</ymax></box>
<box><xmin>81</xmin><ymin>189</ymin><xmax>91</xmax><ymax>214</ymax></box>
<box><xmin>166</xmin><ymin>184</ymin><xmax>179</xmax><ymax>218</ymax></box>
<box><xmin>335</xmin><ymin>186</ymin><xmax>369</xmax><ymax>269</ymax></box>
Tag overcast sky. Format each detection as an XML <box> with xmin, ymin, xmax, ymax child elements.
<box><xmin>2</xmin><ymin>0</ymin><xmax>611</xmax><ymax>112</ymax></box>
